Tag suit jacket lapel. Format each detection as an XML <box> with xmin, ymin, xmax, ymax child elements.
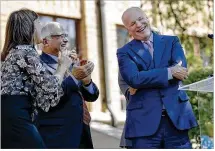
<box><xmin>153</xmin><ymin>32</ymin><xmax>166</xmax><ymax>68</ymax></box>
<box><xmin>40</xmin><ymin>52</ymin><xmax>58</xmax><ymax>74</ymax></box>
<box><xmin>40</xmin><ymin>52</ymin><xmax>58</xmax><ymax>65</ymax></box>
<box><xmin>129</xmin><ymin>39</ymin><xmax>152</xmax><ymax>66</ymax></box>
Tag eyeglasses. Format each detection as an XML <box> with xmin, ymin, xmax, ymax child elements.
<box><xmin>50</xmin><ymin>34</ymin><xmax>68</xmax><ymax>38</ymax></box>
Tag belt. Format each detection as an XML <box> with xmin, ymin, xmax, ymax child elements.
<box><xmin>162</xmin><ymin>110</ymin><xmax>168</xmax><ymax>117</ymax></box>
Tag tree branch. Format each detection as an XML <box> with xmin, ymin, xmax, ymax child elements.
<box><xmin>168</xmin><ymin>0</ymin><xmax>186</xmax><ymax>33</ymax></box>
<box><xmin>157</xmin><ymin>0</ymin><xmax>164</xmax><ymax>27</ymax></box>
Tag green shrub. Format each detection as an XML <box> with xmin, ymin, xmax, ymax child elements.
<box><xmin>183</xmin><ymin>67</ymin><xmax>213</xmax><ymax>146</ymax></box>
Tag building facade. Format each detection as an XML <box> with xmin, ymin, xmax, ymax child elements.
<box><xmin>1</xmin><ymin>0</ymin><xmax>213</xmax><ymax>122</ymax></box>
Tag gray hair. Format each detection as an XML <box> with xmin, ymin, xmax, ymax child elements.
<box><xmin>41</xmin><ymin>22</ymin><xmax>65</xmax><ymax>39</ymax></box>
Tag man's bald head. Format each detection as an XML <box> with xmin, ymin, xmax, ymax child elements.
<box><xmin>41</xmin><ymin>22</ymin><xmax>65</xmax><ymax>39</ymax></box>
<box><xmin>121</xmin><ymin>7</ymin><xmax>151</xmax><ymax>41</ymax></box>
<box><xmin>122</xmin><ymin>7</ymin><xmax>147</xmax><ymax>26</ymax></box>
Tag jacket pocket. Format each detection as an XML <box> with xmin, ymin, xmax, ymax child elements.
<box><xmin>37</xmin><ymin>119</ymin><xmax>64</xmax><ymax>136</ymax></box>
<box><xmin>127</xmin><ymin>102</ymin><xmax>143</xmax><ymax>110</ymax></box>
<box><xmin>178</xmin><ymin>90</ymin><xmax>189</xmax><ymax>102</ymax></box>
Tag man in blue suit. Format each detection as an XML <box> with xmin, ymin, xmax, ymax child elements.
<box><xmin>119</xmin><ymin>28</ymin><xmax>162</xmax><ymax>149</ymax></box>
<box><xmin>117</xmin><ymin>7</ymin><xmax>198</xmax><ymax>149</ymax></box>
<box><xmin>36</xmin><ymin>22</ymin><xmax>99</xmax><ymax>149</ymax></box>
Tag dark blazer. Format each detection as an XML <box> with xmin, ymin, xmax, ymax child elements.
<box><xmin>37</xmin><ymin>52</ymin><xmax>99</xmax><ymax>148</ymax></box>
<box><xmin>118</xmin><ymin>72</ymin><xmax>132</xmax><ymax>148</ymax></box>
<box><xmin>117</xmin><ymin>32</ymin><xmax>198</xmax><ymax>139</ymax></box>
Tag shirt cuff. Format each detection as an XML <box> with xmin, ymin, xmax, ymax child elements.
<box><xmin>82</xmin><ymin>82</ymin><xmax>94</xmax><ymax>94</ymax></box>
<box><xmin>70</xmin><ymin>73</ymin><xmax>79</xmax><ymax>86</ymax></box>
<box><xmin>167</xmin><ymin>68</ymin><xmax>173</xmax><ymax>80</ymax></box>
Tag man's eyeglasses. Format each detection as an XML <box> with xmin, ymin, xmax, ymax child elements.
<box><xmin>50</xmin><ymin>34</ymin><xmax>68</xmax><ymax>38</ymax></box>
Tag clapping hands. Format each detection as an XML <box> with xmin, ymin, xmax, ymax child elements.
<box><xmin>170</xmin><ymin>61</ymin><xmax>188</xmax><ymax>81</ymax></box>
<box><xmin>66</xmin><ymin>50</ymin><xmax>94</xmax><ymax>81</ymax></box>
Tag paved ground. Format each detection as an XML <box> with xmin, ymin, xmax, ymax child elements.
<box><xmin>90</xmin><ymin>122</ymin><xmax>123</xmax><ymax>149</ymax></box>
<box><xmin>91</xmin><ymin>129</ymin><xmax>121</xmax><ymax>149</ymax></box>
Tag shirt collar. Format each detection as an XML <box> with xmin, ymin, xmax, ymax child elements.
<box><xmin>142</xmin><ymin>32</ymin><xmax>153</xmax><ymax>43</ymax></box>
<box><xmin>46</xmin><ymin>53</ymin><xmax>58</xmax><ymax>63</ymax></box>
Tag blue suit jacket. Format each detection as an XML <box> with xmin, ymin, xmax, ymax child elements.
<box><xmin>117</xmin><ymin>32</ymin><xmax>198</xmax><ymax>139</ymax></box>
<box><xmin>37</xmin><ymin>52</ymin><xmax>99</xmax><ymax>148</ymax></box>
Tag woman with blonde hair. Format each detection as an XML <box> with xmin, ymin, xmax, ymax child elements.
<box><xmin>1</xmin><ymin>8</ymin><xmax>71</xmax><ymax>148</ymax></box>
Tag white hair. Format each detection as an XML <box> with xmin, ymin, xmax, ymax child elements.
<box><xmin>41</xmin><ymin>22</ymin><xmax>65</xmax><ymax>39</ymax></box>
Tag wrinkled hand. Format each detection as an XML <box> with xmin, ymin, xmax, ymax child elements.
<box><xmin>128</xmin><ymin>87</ymin><xmax>137</xmax><ymax>95</ymax></box>
<box><xmin>80</xmin><ymin>60</ymin><xmax>92</xmax><ymax>85</ymax></box>
<box><xmin>170</xmin><ymin>61</ymin><xmax>188</xmax><ymax>81</ymax></box>
<box><xmin>71</xmin><ymin>61</ymin><xmax>94</xmax><ymax>80</ymax></box>
<box><xmin>59</xmin><ymin>54</ymin><xmax>73</xmax><ymax>69</ymax></box>
<box><xmin>55</xmin><ymin>54</ymin><xmax>72</xmax><ymax>83</ymax></box>
<box><xmin>68</xmin><ymin>49</ymin><xmax>79</xmax><ymax>65</ymax></box>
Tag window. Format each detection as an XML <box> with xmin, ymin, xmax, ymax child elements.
<box><xmin>39</xmin><ymin>15</ymin><xmax>78</xmax><ymax>52</ymax></box>
<box><xmin>116</xmin><ymin>25</ymin><xmax>129</xmax><ymax>48</ymax></box>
